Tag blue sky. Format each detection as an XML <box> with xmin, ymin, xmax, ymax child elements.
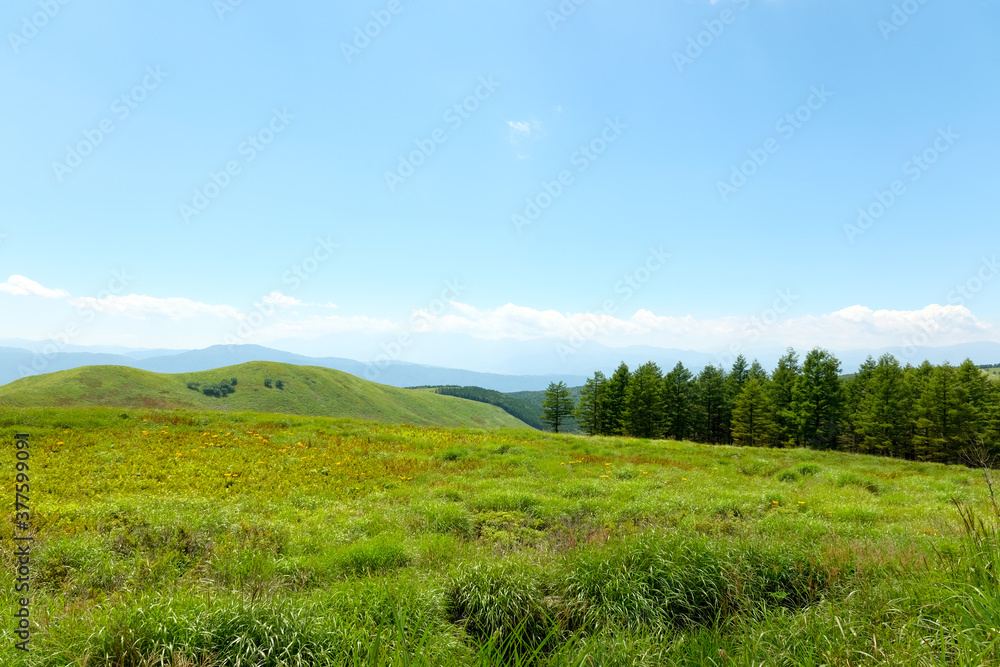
<box><xmin>2</xmin><ymin>0</ymin><xmax>999</xmax><ymax>368</ymax></box>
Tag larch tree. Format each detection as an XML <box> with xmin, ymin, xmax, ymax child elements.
<box><xmin>603</xmin><ymin>363</ymin><xmax>631</xmax><ymax>436</ymax></box>
<box><xmin>693</xmin><ymin>364</ymin><xmax>727</xmax><ymax>444</ymax></box>
<box><xmin>769</xmin><ymin>348</ymin><xmax>801</xmax><ymax>447</ymax></box>
<box><xmin>622</xmin><ymin>361</ymin><xmax>666</xmax><ymax>439</ymax></box>
<box><xmin>731</xmin><ymin>377</ymin><xmax>776</xmax><ymax>447</ymax></box>
<box><xmin>575</xmin><ymin>371</ymin><xmax>607</xmax><ymax>436</ymax></box>
<box><xmin>792</xmin><ymin>348</ymin><xmax>845</xmax><ymax>450</ymax></box>
<box><xmin>542</xmin><ymin>381</ymin><xmax>575</xmax><ymax>434</ymax></box>
<box><xmin>663</xmin><ymin>361</ymin><xmax>695</xmax><ymax>441</ymax></box>
<box><xmin>856</xmin><ymin>353</ymin><xmax>910</xmax><ymax>458</ymax></box>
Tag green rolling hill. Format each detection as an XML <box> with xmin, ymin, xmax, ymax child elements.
<box><xmin>0</xmin><ymin>362</ymin><xmax>531</xmax><ymax>429</ymax></box>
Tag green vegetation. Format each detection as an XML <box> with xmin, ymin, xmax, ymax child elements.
<box><xmin>187</xmin><ymin>377</ymin><xmax>238</xmax><ymax>398</ymax></box>
<box><xmin>541</xmin><ymin>381</ymin><xmax>573</xmax><ymax>433</ymax></box>
<box><xmin>0</xmin><ymin>363</ymin><xmax>528</xmax><ymax>429</ymax></box>
<box><xmin>432</xmin><ymin>386</ymin><xmax>544</xmax><ymax>429</ymax></box>
<box><xmin>1</xmin><ymin>406</ymin><xmax>998</xmax><ymax>664</ymax></box>
<box><xmin>508</xmin><ymin>386</ymin><xmax>583</xmax><ymax>434</ymax></box>
<box><xmin>579</xmin><ymin>349</ymin><xmax>1000</xmax><ymax>463</ymax></box>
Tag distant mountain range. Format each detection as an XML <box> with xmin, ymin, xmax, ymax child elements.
<box><xmin>1</xmin><ymin>338</ymin><xmax>998</xmax><ymax>392</ymax></box>
<box><xmin>0</xmin><ymin>342</ymin><xmax>587</xmax><ymax>392</ymax></box>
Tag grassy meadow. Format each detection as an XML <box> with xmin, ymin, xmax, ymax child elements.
<box><xmin>1</xmin><ymin>406</ymin><xmax>999</xmax><ymax>665</ymax></box>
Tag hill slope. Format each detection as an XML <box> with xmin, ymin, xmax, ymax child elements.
<box><xmin>0</xmin><ymin>362</ymin><xmax>531</xmax><ymax>428</ymax></box>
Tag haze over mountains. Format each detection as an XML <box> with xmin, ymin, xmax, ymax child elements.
<box><xmin>0</xmin><ymin>341</ymin><xmax>587</xmax><ymax>392</ymax></box>
<box><xmin>2</xmin><ymin>337</ymin><xmax>999</xmax><ymax>391</ymax></box>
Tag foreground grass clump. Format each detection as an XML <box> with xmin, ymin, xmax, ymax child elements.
<box><xmin>1</xmin><ymin>406</ymin><xmax>998</xmax><ymax>665</ymax></box>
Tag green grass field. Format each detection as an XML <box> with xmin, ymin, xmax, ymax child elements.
<box><xmin>0</xmin><ymin>363</ymin><xmax>528</xmax><ymax>429</ymax></box>
<box><xmin>1</xmin><ymin>406</ymin><xmax>998</xmax><ymax>665</ymax></box>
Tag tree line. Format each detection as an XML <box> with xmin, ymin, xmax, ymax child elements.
<box><xmin>541</xmin><ymin>348</ymin><xmax>1000</xmax><ymax>464</ymax></box>
<box><xmin>434</xmin><ymin>386</ymin><xmax>544</xmax><ymax>429</ymax></box>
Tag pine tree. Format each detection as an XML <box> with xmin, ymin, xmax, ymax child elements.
<box><xmin>542</xmin><ymin>381</ymin><xmax>575</xmax><ymax>433</ymax></box>
<box><xmin>693</xmin><ymin>365</ymin><xmax>727</xmax><ymax>444</ymax></box>
<box><xmin>748</xmin><ymin>359</ymin><xmax>768</xmax><ymax>382</ymax></box>
<box><xmin>904</xmin><ymin>361</ymin><xmax>935</xmax><ymax>460</ymax></box>
<box><xmin>603</xmin><ymin>363</ymin><xmax>631</xmax><ymax>435</ymax></box>
<box><xmin>622</xmin><ymin>361</ymin><xmax>666</xmax><ymax>439</ymax></box>
<box><xmin>721</xmin><ymin>355</ymin><xmax>749</xmax><ymax>444</ymax></box>
<box><xmin>769</xmin><ymin>348</ymin><xmax>801</xmax><ymax>447</ymax></box>
<box><xmin>731</xmin><ymin>377</ymin><xmax>777</xmax><ymax>447</ymax></box>
<box><xmin>956</xmin><ymin>359</ymin><xmax>994</xmax><ymax>446</ymax></box>
<box><xmin>792</xmin><ymin>348</ymin><xmax>844</xmax><ymax>449</ymax></box>
<box><xmin>663</xmin><ymin>361</ymin><xmax>695</xmax><ymax>441</ymax></box>
<box><xmin>913</xmin><ymin>363</ymin><xmax>970</xmax><ymax>462</ymax></box>
<box><xmin>843</xmin><ymin>356</ymin><xmax>877</xmax><ymax>451</ymax></box>
<box><xmin>728</xmin><ymin>355</ymin><xmax>749</xmax><ymax>391</ymax></box>
<box><xmin>575</xmin><ymin>372</ymin><xmax>607</xmax><ymax>436</ymax></box>
<box><xmin>856</xmin><ymin>354</ymin><xmax>910</xmax><ymax>457</ymax></box>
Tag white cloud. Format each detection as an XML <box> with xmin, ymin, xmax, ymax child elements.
<box><xmin>403</xmin><ymin>301</ymin><xmax>1000</xmax><ymax>351</ymax></box>
<box><xmin>507</xmin><ymin>120</ymin><xmax>531</xmax><ymax>138</ymax></box>
<box><xmin>261</xmin><ymin>291</ymin><xmax>302</xmax><ymax>308</ymax></box>
<box><xmin>507</xmin><ymin>119</ymin><xmax>542</xmax><ymax>144</ymax></box>
<box><xmin>0</xmin><ymin>275</ymin><xmax>69</xmax><ymax>299</ymax></box>
<box><xmin>69</xmin><ymin>294</ymin><xmax>242</xmax><ymax>320</ymax></box>
<box><xmin>5</xmin><ymin>286</ymin><xmax>995</xmax><ymax>357</ymax></box>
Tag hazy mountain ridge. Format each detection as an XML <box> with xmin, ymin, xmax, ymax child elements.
<box><xmin>2</xmin><ymin>339</ymin><xmax>998</xmax><ymax>393</ymax></box>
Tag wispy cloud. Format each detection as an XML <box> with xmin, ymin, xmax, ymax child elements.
<box><xmin>403</xmin><ymin>302</ymin><xmax>999</xmax><ymax>351</ymax></box>
<box><xmin>261</xmin><ymin>291</ymin><xmax>302</xmax><ymax>308</ymax></box>
<box><xmin>0</xmin><ymin>275</ymin><xmax>69</xmax><ymax>299</ymax></box>
<box><xmin>506</xmin><ymin>119</ymin><xmax>539</xmax><ymax>143</ymax></box>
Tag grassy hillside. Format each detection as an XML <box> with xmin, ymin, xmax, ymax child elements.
<box><xmin>0</xmin><ymin>362</ymin><xmax>528</xmax><ymax>429</ymax></box>
<box><xmin>1</xmin><ymin>406</ymin><xmax>998</xmax><ymax>665</ymax></box>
